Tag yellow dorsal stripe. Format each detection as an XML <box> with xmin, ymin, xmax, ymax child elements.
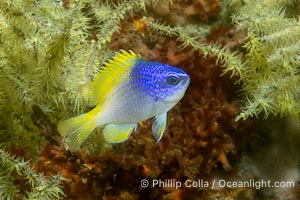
<box><xmin>82</xmin><ymin>50</ymin><xmax>141</xmax><ymax>107</ymax></box>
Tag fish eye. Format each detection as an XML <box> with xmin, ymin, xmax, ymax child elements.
<box><xmin>166</xmin><ymin>76</ymin><xmax>179</xmax><ymax>86</ymax></box>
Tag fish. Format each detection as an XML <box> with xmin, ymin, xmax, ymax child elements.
<box><xmin>57</xmin><ymin>50</ymin><xmax>190</xmax><ymax>150</ymax></box>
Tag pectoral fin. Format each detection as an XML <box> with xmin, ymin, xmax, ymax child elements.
<box><xmin>152</xmin><ymin>112</ymin><xmax>168</xmax><ymax>142</ymax></box>
<box><xmin>103</xmin><ymin>123</ymin><xmax>137</xmax><ymax>143</ymax></box>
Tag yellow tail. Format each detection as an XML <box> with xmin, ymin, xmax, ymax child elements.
<box><xmin>57</xmin><ymin>113</ymin><xmax>96</xmax><ymax>151</ymax></box>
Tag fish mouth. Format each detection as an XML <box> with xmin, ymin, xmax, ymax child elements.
<box><xmin>179</xmin><ymin>76</ymin><xmax>190</xmax><ymax>91</ymax></box>
<box><xmin>184</xmin><ymin>77</ymin><xmax>191</xmax><ymax>87</ymax></box>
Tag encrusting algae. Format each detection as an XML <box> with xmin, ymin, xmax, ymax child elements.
<box><xmin>58</xmin><ymin>50</ymin><xmax>190</xmax><ymax>151</ymax></box>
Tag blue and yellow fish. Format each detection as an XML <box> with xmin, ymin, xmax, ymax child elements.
<box><xmin>57</xmin><ymin>50</ymin><xmax>190</xmax><ymax>150</ymax></box>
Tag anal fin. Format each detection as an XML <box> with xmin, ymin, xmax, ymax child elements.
<box><xmin>103</xmin><ymin>123</ymin><xmax>137</xmax><ymax>143</ymax></box>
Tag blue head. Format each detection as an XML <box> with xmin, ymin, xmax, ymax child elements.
<box><xmin>130</xmin><ymin>60</ymin><xmax>190</xmax><ymax>114</ymax></box>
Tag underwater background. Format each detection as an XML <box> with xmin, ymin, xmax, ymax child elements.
<box><xmin>0</xmin><ymin>0</ymin><xmax>299</xmax><ymax>199</ymax></box>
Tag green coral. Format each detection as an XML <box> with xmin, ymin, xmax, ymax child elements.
<box><xmin>230</xmin><ymin>0</ymin><xmax>300</xmax><ymax>120</ymax></box>
<box><xmin>0</xmin><ymin>148</ymin><xmax>65</xmax><ymax>199</ymax></box>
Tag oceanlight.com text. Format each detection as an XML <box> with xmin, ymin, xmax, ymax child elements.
<box><xmin>140</xmin><ymin>178</ymin><xmax>295</xmax><ymax>190</ymax></box>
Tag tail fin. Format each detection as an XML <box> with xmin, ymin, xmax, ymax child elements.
<box><xmin>57</xmin><ymin>113</ymin><xmax>96</xmax><ymax>151</ymax></box>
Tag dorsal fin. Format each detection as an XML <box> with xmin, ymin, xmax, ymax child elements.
<box><xmin>82</xmin><ymin>50</ymin><xmax>142</xmax><ymax>107</ymax></box>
